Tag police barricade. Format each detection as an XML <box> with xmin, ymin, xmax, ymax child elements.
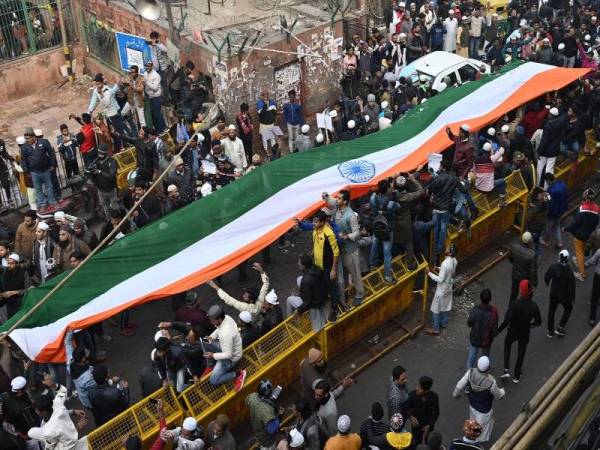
<box><xmin>553</xmin><ymin>133</ymin><xmax>599</xmax><ymax>191</ymax></box>
<box><xmin>446</xmin><ymin>170</ymin><xmax>529</xmax><ymax>260</ymax></box>
<box><xmin>86</xmin><ymin>386</ymin><xmax>184</xmax><ymax>450</ymax></box>
<box><xmin>321</xmin><ymin>257</ymin><xmax>427</xmax><ymax>359</ymax></box>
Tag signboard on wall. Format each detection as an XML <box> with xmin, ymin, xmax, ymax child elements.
<box><xmin>273</xmin><ymin>61</ymin><xmax>301</xmax><ymax>107</ymax></box>
<box><xmin>115</xmin><ymin>31</ymin><xmax>152</xmax><ymax>71</ymax></box>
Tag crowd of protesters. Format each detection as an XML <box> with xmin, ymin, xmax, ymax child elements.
<box><xmin>3</xmin><ymin>0</ymin><xmax>600</xmax><ymax>448</ymax></box>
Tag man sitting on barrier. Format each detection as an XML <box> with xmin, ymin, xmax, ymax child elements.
<box><xmin>202</xmin><ymin>305</ymin><xmax>247</xmax><ymax>391</ymax></box>
<box><xmin>472</xmin><ymin>143</ymin><xmax>507</xmax><ymax>208</ymax></box>
<box><xmin>153</xmin><ymin>336</ymin><xmax>193</xmax><ymax>393</ymax></box>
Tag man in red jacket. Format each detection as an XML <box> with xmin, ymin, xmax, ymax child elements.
<box><xmin>70</xmin><ymin>112</ymin><xmax>97</xmax><ymax>167</ymax></box>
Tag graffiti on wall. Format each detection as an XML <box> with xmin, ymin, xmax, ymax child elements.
<box><xmin>273</xmin><ymin>61</ymin><xmax>300</xmax><ymax>107</ymax></box>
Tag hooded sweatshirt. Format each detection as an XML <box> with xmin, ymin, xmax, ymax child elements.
<box><xmin>544</xmin><ymin>261</ymin><xmax>576</xmax><ymax>303</ymax></box>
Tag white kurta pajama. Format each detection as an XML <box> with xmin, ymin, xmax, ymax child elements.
<box><xmin>443</xmin><ymin>17</ymin><xmax>459</xmax><ymax>52</ymax></box>
<box><xmin>428</xmin><ymin>256</ymin><xmax>457</xmax><ymax>314</ymax></box>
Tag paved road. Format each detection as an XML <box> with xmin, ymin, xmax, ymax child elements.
<box><xmin>335</xmin><ymin>233</ymin><xmax>596</xmax><ymax>447</ymax></box>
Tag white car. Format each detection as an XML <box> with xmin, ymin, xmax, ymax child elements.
<box><xmin>400</xmin><ymin>51</ymin><xmax>491</xmax><ymax>92</ymax></box>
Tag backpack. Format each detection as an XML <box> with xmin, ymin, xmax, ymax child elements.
<box><xmin>301</xmin><ymin>415</ymin><xmax>329</xmax><ymax>449</ymax></box>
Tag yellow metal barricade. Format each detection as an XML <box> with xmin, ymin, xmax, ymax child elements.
<box><xmin>114</xmin><ymin>148</ymin><xmax>137</xmax><ymax>191</ymax></box>
<box><xmin>446</xmin><ymin>170</ymin><xmax>529</xmax><ymax>259</ymax></box>
<box><xmin>553</xmin><ymin>136</ymin><xmax>599</xmax><ymax>191</ymax></box>
<box><xmin>86</xmin><ymin>386</ymin><xmax>184</xmax><ymax>450</ymax></box>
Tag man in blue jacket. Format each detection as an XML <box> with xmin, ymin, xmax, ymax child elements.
<box><xmin>21</xmin><ymin>127</ymin><xmax>58</xmax><ymax>213</ymax></box>
<box><xmin>540</xmin><ymin>173</ymin><xmax>568</xmax><ymax>248</ymax></box>
<box><xmin>283</xmin><ymin>89</ymin><xmax>303</xmax><ymax>152</ymax></box>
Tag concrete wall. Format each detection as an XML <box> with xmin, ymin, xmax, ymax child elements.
<box><xmin>0</xmin><ymin>45</ymin><xmax>83</xmax><ymax>103</ymax></box>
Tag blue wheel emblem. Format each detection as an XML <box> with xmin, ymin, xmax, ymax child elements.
<box><xmin>338</xmin><ymin>159</ymin><xmax>376</xmax><ymax>183</ymax></box>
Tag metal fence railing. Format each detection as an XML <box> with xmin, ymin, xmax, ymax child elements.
<box><xmin>0</xmin><ymin>0</ymin><xmax>74</xmax><ymax>64</ymax></box>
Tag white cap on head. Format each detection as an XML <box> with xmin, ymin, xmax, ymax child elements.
<box><xmin>550</xmin><ymin>107</ymin><xmax>559</xmax><ymax>116</ymax></box>
<box><xmin>154</xmin><ymin>330</ymin><xmax>168</xmax><ymax>342</ymax></box>
<box><xmin>337</xmin><ymin>414</ymin><xmax>351</xmax><ymax>433</ymax></box>
<box><xmin>501</xmin><ymin>124</ymin><xmax>510</xmax><ymax>133</ymax></box>
<box><xmin>364</xmin><ymin>114</ymin><xmax>370</xmax><ymax>123</ymax></box>
<box><xmin>593</xmin><ymin>16</ymin><xmax>598</xmax><ymax>21</ymax></box>
<box><xmin>460</xmin><ymin>123</ymin><xmax>470</xmax><ymax>132</ymax></box>
<box><xmin>8</xmin><ymin>253</ymin><xmax>19</xmax><ymax>263</ymax></box>
<box><xmin>37</xmin><ymin>222</ymin><xmax>49</xmax><ymax>231</ymax></box>
<box><xmin>227</xmin><ymin>124</ymin><xmax>236</xmax><ymax>131</ymax></box>
<box><xmin>421</xmin><ymin>98</ymin><xmax>428</xmax><ymax>104</ymax></box>
<box><xmin>448</xmin><ymin>9</ymin><xmax>455</xmax><ymax>14</ymax></box>
<box><xmin>399</xmin><ymin>1</ymin><xmax>406</xmax><ymax>6</ymax></box>
<box><xmin>316</xmin><ymin>133</ymin><xmax>324</xmax><ymax>143</ymax></box>
<box><xmin>239</xmin><ymin>311</ymin><xmax>252</xmax><ymax>324</ymax></box>
<box><xmin>289</xmin><ymin>429</ymin><xmax>305</xmax><ymax>448</ymax></box>
<box><xmin>34</xmin><ymin>129</ymin><xmax>43</xmax><ymax>137</ymax></box>
<box><xmin>54</xmin><ymin>211</ymin><xmax>65</xmax><ymax>221</ymax></box>
<box><xmin>381</xmin><ymin>100</ymin><xmax>389</xmax><ymax>109</ymax></box>
<box><xmin>266</xmin><ymin>289</ymin><xmax>279</xmax><ymax>305</ymax></box>
<box><xmin>329</xmin><ymin>110</ymin><xmax>337</xmax><ymax>118</ymax></box>
<box><xmin>198</xmin><ymin>134</ymin><xmax>205</xmax><ymax>142</ymax></box>
<box><xmin>477</xmin><ymin>356</ymin><xmax>490</xmax><ymax>372</ymax></box>
<box><xmin>558</xmin><ymin>43</ymin><xmax>565</xmax><ymax>50</ymax></box>
<box><xmin>201</xmin><ymin>182</ymin><xmax>213</xmax><ymax>197</ymax></box>
<box><xmin>519</xmin><ymin>19</ymin><xmax>528</xmax><ymax>27</ymax></box>
<box><xmin>586</xmin><ymin>34</ymin><xmax>591</xmax><ymax>41</ymax></box>
<box><xmin>522</xmin><ymin>231</ymin><xmax>532</xmax><ymax>244</ymax></box>
<box><xmin>301</xmin><ymin>124</ymin><xmax>310</xmax><ymax>133</ymax></box>
<box><xmin>347</xmin><ymin>120</ymin><xmax>356</xmax><ymax>129</ymax></box>
<box><xmin>182</xmin><ymin>417</ymin><xmax>197</xmax><ymax>432</ymax></box>
<box><xmin>16</xmin><ymin>136</ymin><xmax>25</xmax><ymax>145</ymax></box>
<box><xmin>483</xmin><ymin>142</ymin><xmax>492</xmax><ymax>152</ymax></box>
<box><xmin>399</xmin><ymin>32</ymin><xmax>407</xmax><ymax>39</ymax></box>
<box><xmin>543</xmin><ymin>38</ymin><xmax>550</xmax><ymax>43</ymax></box>
<box><xmin>11</xmin><ymin>376</ymin><xmax>26</xmax><ymax>392</ymax></box>
<box><xmin>167</xmin><ymin>184</ymin><xmax>177</xmax><ymax>193</ymax></box>
<box><xmin>419</xmin><ymin>74</ymin><xmax>428</xmax><ymax>82</ymax></box>
<box><xmin>487</xmin><ymin>127</ymin><xmax>496</xmax><ymax>136</ymax></box>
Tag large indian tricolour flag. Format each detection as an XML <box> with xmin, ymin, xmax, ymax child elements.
<box><xmin>0</xmin><ymin>62</ymin><xmax>588</xmax><ymax>362</ymax></box>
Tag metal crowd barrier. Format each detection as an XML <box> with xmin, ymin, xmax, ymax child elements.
<box><xmin>86</xmin><ymin>386</ymin><xmax>184</xmax><ymax>450</ymax></box>
<box><xmin>553</xmin><ymin>131</ymin><xmax>599</xmax><ymax>190</ymax></box>
<box><xmin>446</xmin><ymin>170</ymin><xmax>530</xmax><ymax>259</ymax></box>
<box><xmin>85</xmin><ymin>255</ymin><xmax>427</xmax><ymax>449</ymax></box>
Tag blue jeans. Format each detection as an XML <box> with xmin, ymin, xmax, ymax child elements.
<box><xmin>466</xmin><ymin>343</ymin><xmax>490</xmax><ymax>369</ymax></box>
<box><xmin>414</xmin><ymin>220</ymin><xmax>434</xmax><ymax>259</ymax></box>
<box><xmin>204</xmin><ymin>341</ymin><xmax>237</xmax><ymax>386</ymax></box>
<box><xmin>432</xmin><ymin>311</ymin><xmax>449</xmax><ymax>333</ymax></box>
<box><xmin>432</xmin><ymin>211</ymin><xmax>450</xmax><ymax>254</ymax></box>
<box><xmin>469</xmin><ymin>36</ymin><xmax>481</xmax><ymax>59</ymax></box>
<box><xmin>32</xmin><ymin>170</ymin><xmax>57</xmax><ymax>207</ymax></box>
<box><xmin>560</xmin><ymin>141</ymin><xmax>580</xmax><ymax>161</ymax></box>
<box><xmin>370</xmin><ymin>232</ymin><xmax>394</xmax><ymax>280</ymax></box>
<box><xmin>149</xmin><ymin>96</ymin><xmax>166</xmax><ymax>133</ymax></box>
<box><xmin>494</xmin><ymin>178</ymin><xmax>506</xmax><ymax>196</ymax></box>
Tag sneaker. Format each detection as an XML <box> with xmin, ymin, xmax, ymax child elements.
<box><xmin>512</xmin><ymin>376</ymin><xmax>520</xmax><ymax>384</ymax></box>
<box><xmin>101</xmin><ymin>334</ymin><xmax>113</xmax><ymax>342</ymax></box>
<box><xmin>384</xmin><ymin>276</ymin><xmax>396</xmax><ymax>285</ymax></box>
<box><xmin>234</xmin><ymin>369</ymin><xmax>247</xmax><ymax>392</ymax></box>
<box><xmin>589</xmin><ymin>319</ymin><xmax>597</xmax><ymax>327</ymax></box>
<box><xmin>500</xmin><ymin>370</ymin><xmax>511</xmax><ymax>379</ymax></box>
<box><xmin>425</xmin><ymin>328</ymin><xmax>440</xmax><ymax>336</ymax></box>
<box><xmin>328</xmin><ymin>311</ymin><xmax>338</xmax><ymax>323</ymax></box>
<box><xmin>574</xmin><ymin>272</ymin><xmax>585</xmax><ymax>282</ymax></box>
<box><xmin>547</xmin><ymin>331</ymin><xmax>554</xmax><ymax>338</ymax></box>
<box><xmin>202</xmin><ymin>366</ymin><xmax>214</xmax><ymax>377</ymax></box>
<box><xmin>539</xmin><ymin>237</ymin><xmax>549</xmax><ymax>247</ymax></box>
<box><xmin>353</xmin><ymin>297</ymin><xmax>363</xmax><ymax>307</ymax></box>
<box><xmin>556</xmin><ymin>326</ymin><xmax>566</xmax><ymax>337</ymax></box>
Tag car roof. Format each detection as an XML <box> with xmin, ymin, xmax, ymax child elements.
<box><xmin>413</xmin><ymin>51</ymin><xmax>471</xmax><ymax>76</ymax></box>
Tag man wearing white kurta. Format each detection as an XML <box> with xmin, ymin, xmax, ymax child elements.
<box><xmin>453</xmin><ymin>356</ymin><xmax>505</xmax><ymax>443</ymax></box>
<box><xmin>222</xmin><ymin>125</ymin><xmax>248</xmax><ymax>171</ymax></box>
<box><xmin>426</xmin><ymin>244</ymin><xmax>457</xmax><ymax>335</ymax></box>
<box><xmin>443</xmin><ymin>11</ymin><xmax>459</xmax><ymax>53</ymax></box>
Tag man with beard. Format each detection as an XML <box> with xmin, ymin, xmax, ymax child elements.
<box><xmin>89</xmin><ymin>144</ymin><xmax>117</xmax><ymax>220</ymax></box>
<box><xmin>166</xmin><ymin>157</ymin><xmax>194</xmax><ymax>204</ymax></box>
<box><xmin>126</xmin><ymin>65</ymin><xmax>146</xmax><ymax>127</ymax></box>
<box><xmin>14</xmin><ymin>209</ymin><xmax>37</xmax><ymax>261</ymax></box>
<box><xmin>387</xmin><ymin>365</ymin><xmax>408</xmax><ymax>418</ymax></box>
<box><xmin>31</xmin><ymin>222</ymin><xmax>55</xmax><ymax>285</ymax></box>
<box><xmin>52</xmin><ymin>225</ymin><xmax>91</xmax><ymax>274</ymax></box>
<box><xmin>1</xmin><ymin>376</ymin><xmax>40</xmax><ymax>441</ymax></box>
<box><xmin>164</xmin><ymin>184</ymin><xmax>186</xmax><ymax>214</ymax></box>
<box><xmin>73</xmin><ymin>218</ymin><xmax>99</xmax><ymax>251</ymax></box>
<box><xmin>131</xmin><ymin>180</ymin><xmax>162</xmax><ymax>228</ymax></box>
<box><xmin>120</xmin><ymin>127</ymin><xmax>158</xmax><ymax>183</ymax></box>
<box><xmin>300</xmin><ymin>348</ymin><xmax>328</xmax><ymax>401</ymax></box>
<box><xmin>0</xmin><ymin>254</ymin><xmax>31</xmax><ymax>319</ymax></box>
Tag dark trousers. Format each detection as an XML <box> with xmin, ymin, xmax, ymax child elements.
<box><xmin>51</xmin><ymin>168</ymin><xmax>61</xmax><ymax>199</ymax></box>
<box><xmin>504</xmin><ymin>332</ymin><xmax>529</xmax><ymax>378</ymax></box>
<box><xmin>509</xmin><ymin>278</ymin><xmax>520</xmax><ymax>308</ymax></box>
<box><xmin>590</xmin><ymin>273</ymin><xmax>600</xmax><ymax>322</ymax></box>
<box><xmin>107</xmin><ymin>113</ymin><xmax>125</xmax><ymax>151</ymax></box>
<box><xmin>63</xmin><ymin>159</ymin><xmax>79</xmax><ymax>178</ymax></box>
<box><xmin>241</xmin><ymin>134</ymin><xmax>253</xmax><ymax>164</ymax></box>
<box><xmin>149</xmin><ymin>97</ymin><xmax>166</xmax><ymax>133</ymax></box>
<box><xmin>548</xmin><ymin>297</ymin><xmax>573</xmax><ymax>333</ymax></box>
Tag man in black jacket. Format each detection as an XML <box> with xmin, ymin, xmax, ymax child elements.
<box><xmin>152</xmin><ymin>336</ymin><xmax>193</xmax><ymax>393</ymax></box>
<box><xmin>544</xmin><ymin>249</ymin><xmax>576</xmax><ymax>338</ymax></box>
<box><xmin>132</xmin><ymin>180</ymin><xmax>162</xmax><ymax>228</ymax></box>
<box><xmin>498</xmin><ymin>279</ymin><xmax>542</xmax><ymax>384</ymax></box>
<box><xmin>402</xmin><ymin>375</ymin><xmax>440</xmax><ymax>445</ymax></box>
<box><xmin>507</xmin><ymin>232</ymin><xmax>537</xmax><ymax>307</ymax></box>
<box><xmin>21</xmin><ymin>127</ymin><xmax>58</xmax><ymax>212</ymax></box>
<box><xmin>293</xmin><ymin>254</ymin><xmax>328</xmax><ymax>331</ymax></box>
<box><xmin>536</xmin><ymin>107</ymin><xmax>566</xmax><ymax>187</ymax></box>
<box><xmin>466</xmin><ymin>289</ymin><xmax>499</xmax><ymax>369</ymax></box>
<box><xmin>90</xmin><ymin>144</ymin><xmax>117</xmax><ymax>220</ymax></box>
<box><xmin>427</xmin><ymin>159</ymin><xmax>460</xmax><ymax>258</ymax></box>
<box><xmin>88</xmin><ymin>365</ymin><xmax>129</xmax><ymax>426</ymax></box>
<box><xmin>121</xmin><ymin>127</ymin><xmax>158</xmax><ymax>183</ymax></box>
<box><xmin>340</xmin><ymin>64</ymin><xmax>361</xmax><ymax>118</ymax></box>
